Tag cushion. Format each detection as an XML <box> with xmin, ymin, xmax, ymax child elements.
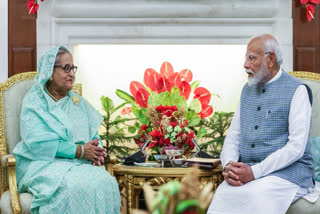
<box><xmin>301</xmin><ymin>79</ymin><xmax>320</xmax><ymax>138</ymax></box>
<box><xmin>310</xmin><ymin>137</ymin><xmax>320</xmax><ymax>182</ymax></box>
<box><xmin>3</xmin><ymin>79</ymin><xmax>34</xmax><ymax>154</ymax></box>
<box><xmin>0</xmin><ymin>191</ymin><xmax>32</xmax><ymax>214</ymax></box>
<box><xmin>286</xmin><ymin>197</ymin><xmax>320</xmax><ymax>214</ymax></box>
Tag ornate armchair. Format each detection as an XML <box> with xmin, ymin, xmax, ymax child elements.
<box><xmin>286</xmin><ymin>71</ymin><xmax>320</xmax><ymax>214</ymax></box>
<box><xmin>0</xmin><ymin>72</ymin><xmax>82</xmax><ymax>214</ymax></box>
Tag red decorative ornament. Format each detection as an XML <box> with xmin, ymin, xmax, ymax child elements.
<box><xmin>301</xmin><ymin>0</ymin><xmax>320</xmax><ymax>22</ymax></box>
<box><xmin>310</xmin><ymin>0</ymin><xmax>320</xmax><ymax>4</ymax></box>
<box><xmin>306</xmin><ymin>4</ymin><xmax>315</xmax><ymax>21</ymax></box>
<box><xmin>27</xmin><ymin>0</ymin><xmax>39</xmax><ymax>14</ymax></box>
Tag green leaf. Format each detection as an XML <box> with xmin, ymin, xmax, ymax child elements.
<box><xmin>148</xmin><ymin>92</ymin><xmax>159</xmax><ymax>106</ymax></box>
<box><xmin>169</xmin><ymin>87</ymin><xmax>188</xmax><ymax>110</ymax></box>
<box><xmin>128</xmin><ymin>126</ymin><xmax>136</xmax><ymax>134</ymax></box>
<box><xmin>100</xmin><ymin>96</ymin><xmax>114</xmax><ymax>113</ymax></box>
<box><xmin>114</xmin><ymin>101</ymin><xmax>130</xmax><ymax>112</ymax></box>
<box><xmin>134</xmin><ymin>122</ymin><xmax>141</xmax><ymax>129</ymax></box>
<box><xmin>185</xmin><ymin>111</ymin><xmax>201</xmax><ymax>126</ymax></box>
<box><xmin>115</xmin><ymin>89</ymin><xmax>136</xmax><ymax>104</ymax></box>
<box><xmin>189</xmin><ymin>99</ymin><xmax>201</xmax><ymax>113</ymax></box>
<box><xmin>131</xmin><ymin>106</ymin><xmax>149</xmax><ymax>125</ymax></box>
<box><xmin>158</xmin><ymin>91</ymin><xmax>171</xmax><ymax>106</ymax></box>
<box><xmin>197</xmin><ymin>127</ymin><xmax>207</xmax><ymax>138</ymax></box>
<box><xmin>190</xmin><ymin>80</ymin><xmax>200</xmax><ymax>90</ymax></box>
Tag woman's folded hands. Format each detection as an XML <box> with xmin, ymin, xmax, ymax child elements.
<box><xmin>82</xmin><ymin>138</ymin><xmax>107</xmax><ymax>166</ymax></box>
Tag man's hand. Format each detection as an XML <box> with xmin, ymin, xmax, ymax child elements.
<box><xmin>226</xmin><ymin>161</ymin><xmax>255</xmax><ymax>184</ymax></box>
<box><xmin>223</xmin><ymin>162</ymin><xmax>243</xmax><ymax>186</ymax></box>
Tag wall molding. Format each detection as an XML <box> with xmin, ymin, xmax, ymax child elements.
<box><xmin>0</xmin><ymin>0</ymin><xmax>8</xmax><ymax>82</ymax></box>
<box><xmin>37</xmin><ymin>0</ymin><xmax>293</xmax><ymax>71</ymax></box>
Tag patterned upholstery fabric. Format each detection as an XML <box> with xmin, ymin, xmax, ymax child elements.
<box><xmin>3</xmin><ymin>79</ymin><xmax>34</xmax><ymax>154</ymax></box>
<box><xmin>0</xmin><ymin>192</ymin><xmax>32</xmax><ymax>214</ymax></box>
<box><xmin>301</xmin><ymin>79</ymin><xmax>320</xmax><ymax>138</ymax></box>
<box><xmin>0</xmin><ymin>77</ymin><xmax>35</xmax><ymax>214</ymax></box>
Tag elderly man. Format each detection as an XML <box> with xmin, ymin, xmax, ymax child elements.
<box><xmin>207</xmin><ymin>34</ymin><xmax>314</xmax><ymax>214</ymax></box>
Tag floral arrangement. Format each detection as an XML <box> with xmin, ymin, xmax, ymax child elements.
<box><xmin>117</xmin><ymin>61</ymin><xmax>213</xmax><ymax>155</ymax></box>
<box><xmin>301</xmin><ymin>0</ymin><xmax>320</xmax><ymax>22</ymax></box>
<box><xmin>27</xmin><ymin>0</ymin><xmax>43</xmax><ymax>14</ymax></box>
<box><xmin>138</xmin><ymin>105</ymin><xmax>195</xmax><ymax>154</ymax></box>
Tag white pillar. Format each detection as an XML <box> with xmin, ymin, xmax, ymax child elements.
<box><xmin>0</xmin><ymin>0</ymin><xmax>8</xmax><ymax>82</ymax></box>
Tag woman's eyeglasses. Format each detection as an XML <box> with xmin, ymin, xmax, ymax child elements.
<box><xmin>54</xmin><ymin>64</ymin><xmax>78</xmax><ymax>74</ymax></box>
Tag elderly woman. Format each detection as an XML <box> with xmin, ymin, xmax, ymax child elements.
<box><xmin>13</xmin><ymin>46</ymin><xmax>121</xmax><ymax>213</ymax></box>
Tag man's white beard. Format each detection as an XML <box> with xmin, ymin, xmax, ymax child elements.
<box><xmin>246</xmin><ymin>61</ymin><xmax>269</xmax><ymax>87</ymax></box>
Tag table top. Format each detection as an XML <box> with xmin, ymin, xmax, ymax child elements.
<box><xmin>113</xmin><ymin>163</ymin><xmax>222</xmax><ymax>177</ymax></box>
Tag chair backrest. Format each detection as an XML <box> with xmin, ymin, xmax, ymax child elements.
<box><xmin>0</xmin><ymin>72</ymin><xmax>82</xmax><ymax>155</ymax></box>
<box><xmin>289</xmin><ymin>71</ymin><xmax>320</xmax><ymax>138</ymax></box>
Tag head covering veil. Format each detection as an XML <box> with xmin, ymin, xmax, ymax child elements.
<box><xmin>13</xmin><ymin>46</ymin><xmax>103</xmax><ymax>161</ymax></box>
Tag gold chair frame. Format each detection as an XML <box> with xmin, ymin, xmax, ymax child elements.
<box><xmin>289</xmin><ymin>71</ymin><xmax>320</xmax><ymax>81</ymax></box>
<box><xmin>0</xmin><ymin>72</ymin><xmax>82</xmax><ymax>214</ymax></box>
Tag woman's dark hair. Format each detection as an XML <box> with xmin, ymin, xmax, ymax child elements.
<box><xmin>55</xmin><ymin>47</ymin><xmax>71</xmax><ymax>64</ymax></box>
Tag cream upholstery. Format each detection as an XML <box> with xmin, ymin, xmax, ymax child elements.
<box><xmin>0</xmin><ymin>72</ymin><xmax>82</xmax><ymax>214</ymax></box>
<box><xmin>3</xmin><ymin>79</ymin><xmax>34</xmax><ymax>154</ymax></box>
<box><xmin>286</xmin><ymin>72</ymin><xmax>320</xmax><ymax>214</ymax></box>
<box><xmin>0</xmin><ymin>192</ymin><xmax>32</xmax><ymax>214</ymax></box>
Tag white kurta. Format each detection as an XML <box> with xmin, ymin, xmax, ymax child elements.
<box><xmin>207</xmin><ymin>69</ymin><xmax>318</xmax><ymax>214</ymax></box>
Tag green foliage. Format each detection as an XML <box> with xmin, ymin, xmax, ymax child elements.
<box><xmin>115</xmin><ymin>89</ymin><xmax>136</xmax><ymax>104</ymax></box>
<box><xmin>194</xmin><ymin>112</ymin><xmax>234</xmax><ymax>157</ymax></box>
<box><xmin>100</xmin><ymin>96</ymin><xmax>139</xmax><ymax>162</ymax></box>
<box><xmin>131</xmin><ymin>106</ymin><xmax>150</xmax><ymax>125</ymax></box>
<box><xmin>147</xmin><ymin>88</ymin><xmax>188</xmax><ymax>110</ymax></box>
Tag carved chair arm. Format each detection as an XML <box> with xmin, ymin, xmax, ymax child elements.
<box><xmin>1</xmin><ymin>155</ymin><xmax>22</xmax><ymax>214</ymax></box>
<box><xmin>106</xmin><ymin>155</ymin><xmax>117</xmax><ymax>176</ymax></box>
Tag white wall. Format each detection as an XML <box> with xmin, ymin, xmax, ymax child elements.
<box><xmin>37</xmin><ymin>0</ymin><xmax>293</xmax><ymax>112</ymax></box>
<box><xmin>0</xmin><ymin>0</ymin><xmax>8</xmax><ymax>82</ymax></box>
<box><xmin>75</xmin><ymin>45</ymin><xmax>247</xmax><ymax>113</ymax></box>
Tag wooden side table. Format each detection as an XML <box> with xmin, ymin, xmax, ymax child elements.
<box><xmin>113</xmin><ymin>164</ymin><xmax>223</xmax><ymax>214</ymax></box>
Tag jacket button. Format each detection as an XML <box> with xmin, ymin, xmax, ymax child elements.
<box><xmin>262</xmin><ymin>89</ymin><xmax>266</xmax><ymax>93</ymax></box>
<box><xmin>257</xmin><ymin>106</ymin><xmax>261</xmax><ymax>111</ymax></box>
<box><xmin>255</xmin><ymin>125</ymin><xmax>259</xmax><ymax>129</ymax></box>
<box><xmin>251</xmin><ymin>144</ymin><xmax>255</xmax><ymax>148</ymax></box>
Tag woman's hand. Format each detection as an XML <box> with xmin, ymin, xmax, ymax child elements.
<box><xmin>83</xmin><ymin>138</ymin><xmax>107</xmax><ymax>166</ymax></box>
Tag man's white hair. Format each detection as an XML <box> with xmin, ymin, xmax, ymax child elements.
<box><xmin>264</xmin><ymin>38</ymin><xmax>283</xmax><ymax>66</ymax></box>
<box><xmin>249</xmin><ymin>34</ymin><xmax>283</xmax><ymax>66</ymax></box>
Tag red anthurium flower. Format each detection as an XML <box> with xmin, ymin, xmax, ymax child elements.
<box><xmin>179</xmin><ymin>81</ymin><xmax>191</xmax><ymax>100</ymax></box>
<box><xmin>144</xmin><ymin>68</ymin><xmax>160</xmax><ymax>92</ymax></box>
<box><xmin>160</xmin><ymin>61</ymin><xmax>174</xmax><ymax>79</ymax></box>
<box><xmin>156</xmin><ymin>77</ymin><xmax>172</xmax><ymax>93</ymax></box>
<box><xmin>28</xmin><ymin>0</ymin><xmax>39</xmax><ymax>14</ymax></box>
<box><xmin>179</xmin><ymin>69</ymin><xmax>193</xmax><ymax>82</ymax></box>
<box><xmin>134</xmin><ymin>88</ymin><xmax>150</xmax><ymax>108</ymax></box>
<box><xmin>306</xmin><ymin>4</ymin><xmax>315</xmax><ymax>21</ymax></box>
<box><xmin>130</xmin><ymin>81</ymin><xmax>146</xmax><ymax>97</ymax></box>
<box><xmin>198</xmin><ymin>104</ymin><xmax>213</xmax><ymax>118</ymax></box>
<box><xmin>139</xmin><ymin>124</ymin><xmax>148</xmax><ymax>131</ymax></box>
<box><xmin>193</xmin><ymin>87</ymin><xmax>211</xmax><ymax>106</ymax></box>
<box><xmin>310</xmin><ymin>0</ymin><xmax>320</xmax><ymax>4</ymax></box>
<box><xmin>169</xmin><ymin>72</ymin><xmax>182</xmax><ymax>87</ymax></box>
<box><xmin>301</xmin><ymin>0</ymin><xmax>309</xmax><ymax>3</ymax></box>
<box><xmin>121</xmin><ymin>107</ymin><xmax>132</xmax><ymax>115</ymax></box>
